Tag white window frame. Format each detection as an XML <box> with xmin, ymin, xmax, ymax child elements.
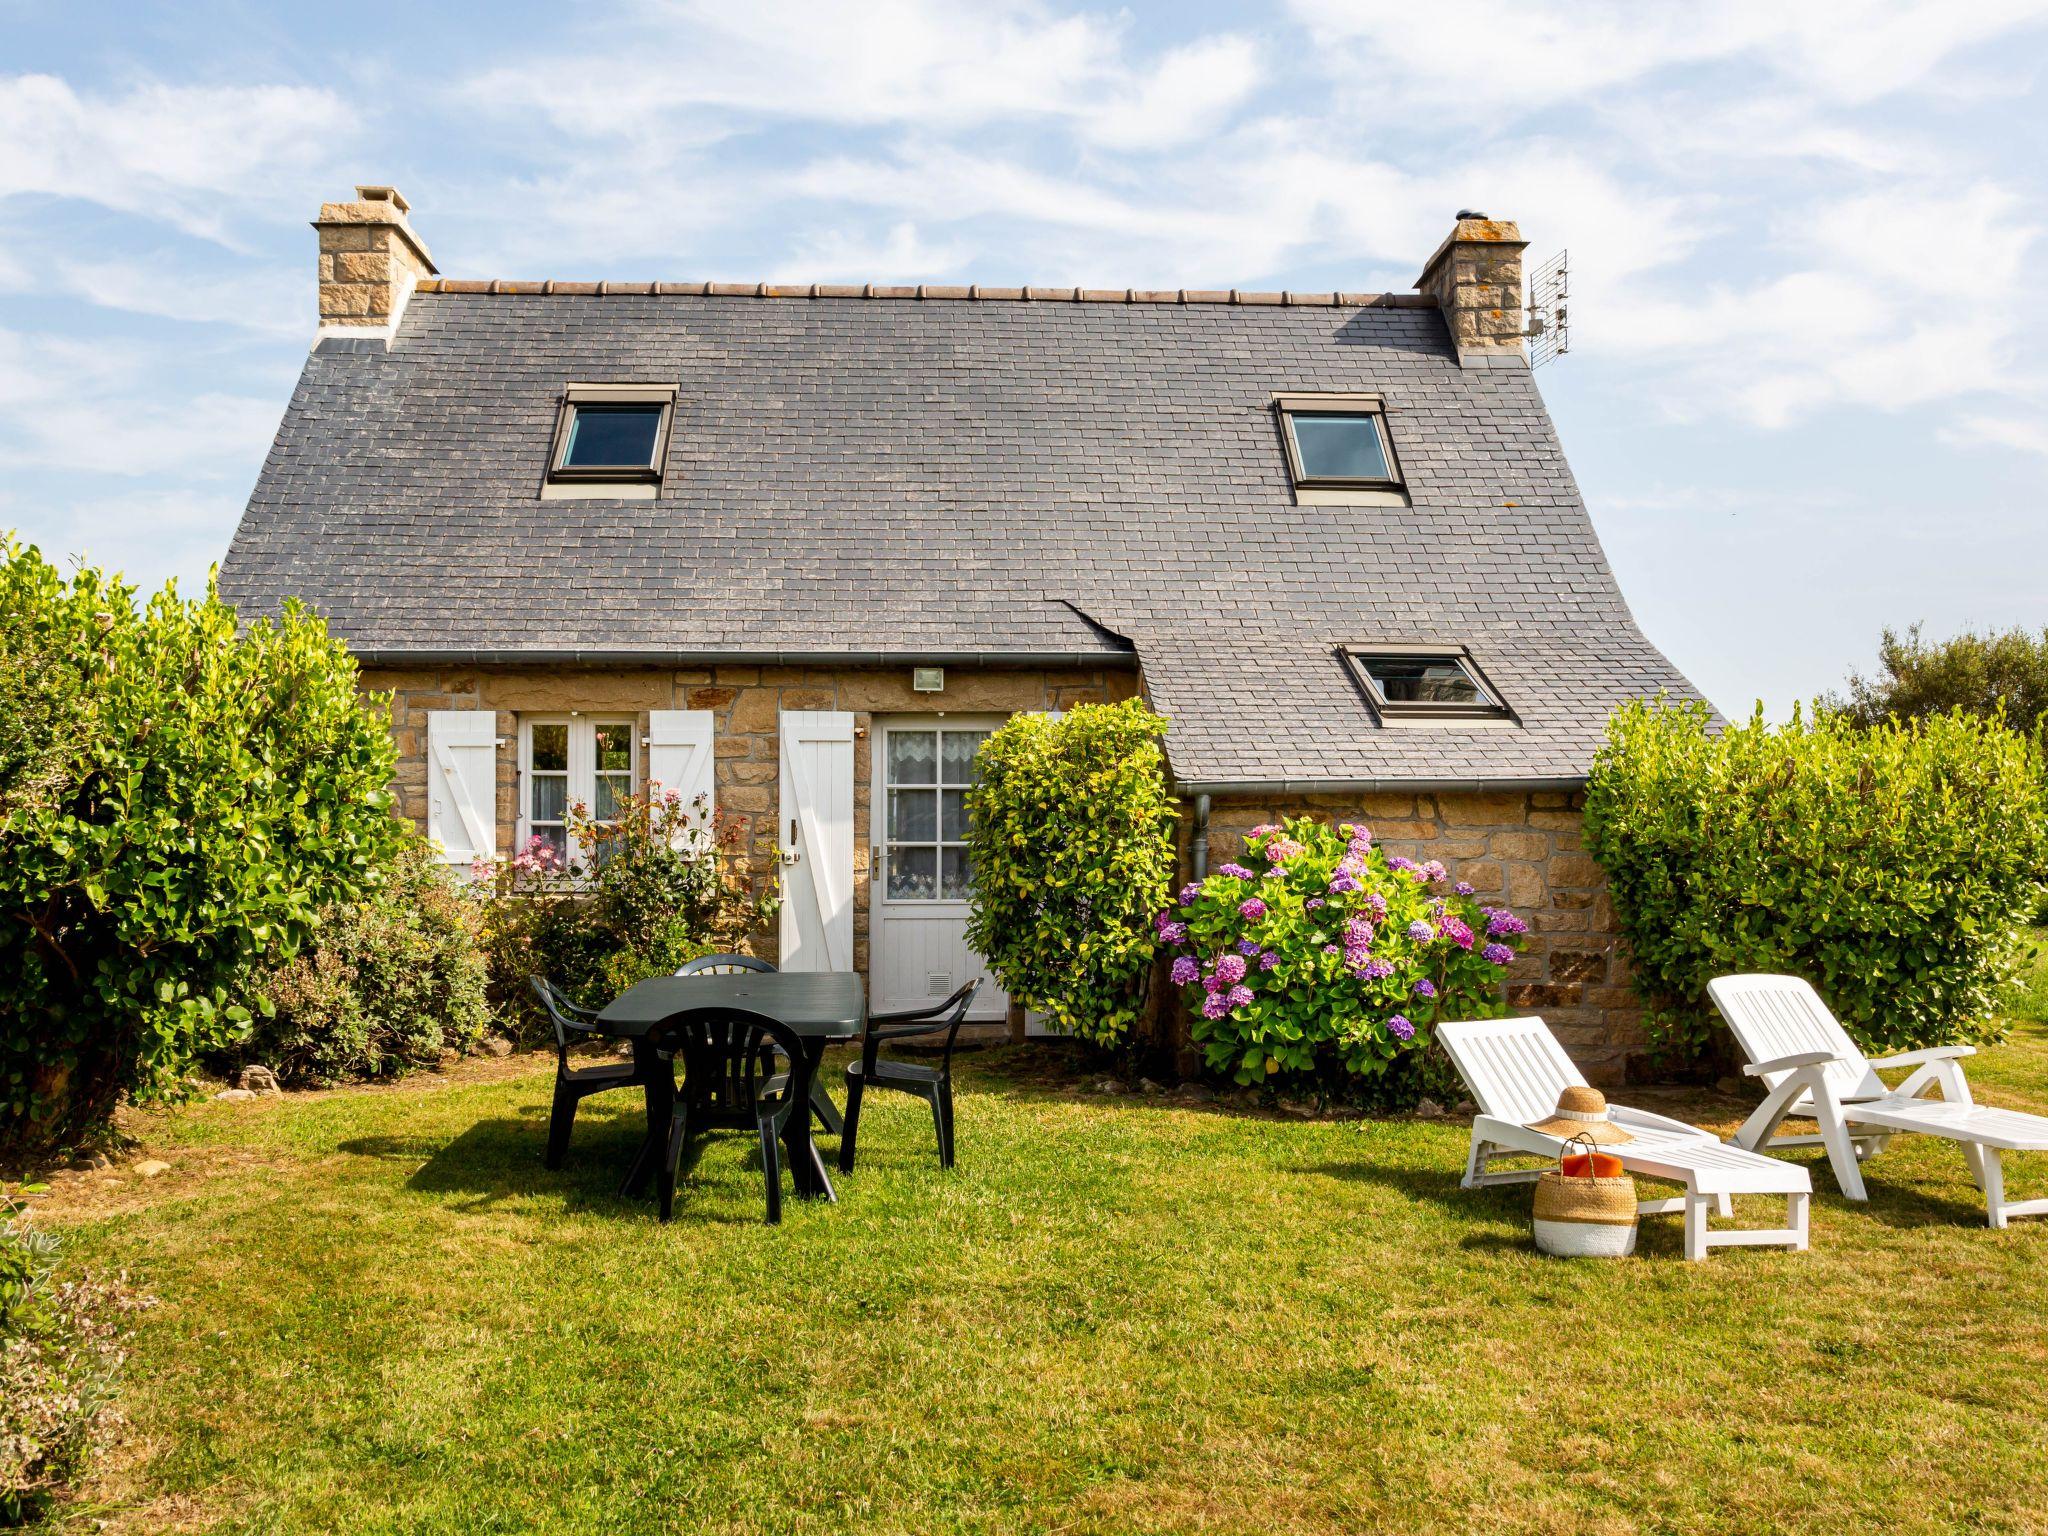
<box><xmin>517</xmin><ymin>716</ymin><xmax>639</xmax><ymax>870</ymax></box>
<box><xmin>871</xmin><ymin>717</ymin><xmax>1003</xmax><ymax>907</ymax></box>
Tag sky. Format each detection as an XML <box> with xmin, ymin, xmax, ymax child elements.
<box><xmin>3</xmin><ymin>0</ymin><xmax>2046</xmax><ymax>718</ymax></box>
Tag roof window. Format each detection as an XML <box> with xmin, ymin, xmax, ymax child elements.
<box><xmin>547</xmin><ymin>384</ymin><xmax>675</xmax><ymax>486</ymax></box>
<box><xmin>1344</xmin><ymin>648</ymin><xmax>1511</xmax><ymax>721</ymax></box>
<box><xmin>1275</xmin><ymin>394</ymin><xmax>1402</xmax><ymax>491</ymax></box>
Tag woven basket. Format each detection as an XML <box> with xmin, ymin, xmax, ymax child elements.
<box><xmin>1532</xmin><ymin>1136</ymin><xmax>1638</xmax><ymax>1258</ymax></box>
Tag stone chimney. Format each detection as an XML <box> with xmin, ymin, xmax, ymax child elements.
<box><xmin>1415</xmin><ymin>211</ymin><xmax>1528</xmax><ymax>366</ymax></box>
<box><xmin>312</xmin><ymin>185</ymin><xmax>436</xmax><ymax>336</ymax></box>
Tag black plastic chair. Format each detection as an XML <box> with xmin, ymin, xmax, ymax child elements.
<box><xmin>675</xmin><ymin>953</ymin><xmax>776</xmax><ymax>977</ymax></box>
<box><xmin>532</xmin><ymin>976</ymin><xmax>652</xmax><ymax>1170</ymax></box>
<box><xmin>651</xmin><ymin>1006</ymin><xmax>814</xmax><ymax>1224</ymax></box>
<box><xmin>838</xmin><ymin>978</ymin><xmax>980</xmax><ymax>1174</ymax></box>
<box><xmin>674</xmin><ymin>953</ymin><xmax>844</xmax><ymax>1135</ymax></box>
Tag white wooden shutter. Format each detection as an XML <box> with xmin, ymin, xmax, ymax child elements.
<box><xmin>777</xmin><ymin>710</ymin><xmax>855</xmax><ymax>972</ymax></box>
<box><xmin>427</xmin><ymin>710</ymin><xmax>498</xmax><ymax>867</ymax></box>
<box><xmin>646</xmin><ymin>709</ymin><xmax>716</xmax><ymax>849</ymax></box>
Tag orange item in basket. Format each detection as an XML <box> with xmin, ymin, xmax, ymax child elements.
<box><xmin>1561</xmin><ymin>1150</ymin><xmax>1624</xmax><ymax>1179</ymax></box>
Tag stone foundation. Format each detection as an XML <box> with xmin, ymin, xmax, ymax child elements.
<box><xmin>1189</xmin><ymin>790</ymin><xmax>1639</xmax><ymax>1082</ymax></box>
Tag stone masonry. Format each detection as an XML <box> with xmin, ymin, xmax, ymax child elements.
<box><xmin>1194</xmin><ymin>790</ymin><xmax>1638</xmax><ymax>1083</ymax></box>
<box><xmin>314</xmin><ymin>185</ymin><xmax>436</xmax><ymax>330</ymax></box>
<box><xmin>1413</xmin><ymin>214</ymin><xmax>1528</xmax><ymax>363</ymax></box>
<box><xmin>361</xmin><ymin>663</ymin><xmax>1135</xmax><ymax>974</ymax></box>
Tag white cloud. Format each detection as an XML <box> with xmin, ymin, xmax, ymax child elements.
<box><xmin>1080</xmin><ymin>34</ymin><xmax>1263</xmax><ymax>150</ymax></box>
<box><xmin>0</xmin><ymin>73</ymin><xmax>352</xmax><ymax>242</ymax></box>
<box><xmin>1940</xmin><ymin>414</ymin><xmax>2048</xmax><ymax>457</ymax></box>
<box><xmin>766</xmin><ymin>221</ymin><xmax>972</xmax><ymax>283</ymax></box>
<box><xmin>0</xmin><ymin>327</ymin><xmax>280</xmax><ymax>477</ymax></box>
<box><xmin>1286</xmin><ymin>0</ymin><xmax>2048</xmax><ymax>113</ymax></box>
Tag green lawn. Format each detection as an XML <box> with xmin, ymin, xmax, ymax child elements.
<box><xmin>29</xmin><ymin>946</ymin><xmax>2048</xmax><ymax>1535</ymax></box>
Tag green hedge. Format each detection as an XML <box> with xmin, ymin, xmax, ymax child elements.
<box><xmin>964</xmin><ymin>701</ymin><xmax>1178</xmax><ymax>1046</ymax></box>
<box><xmin>0</xmin><ymin>538</ymin><xmax>402</xmax><ymax>1153</ymax></box>
<box><xmin>1584</xmin><ymin>700</ymin><xmax>2048</xmax><ymax>1062</ymax></box>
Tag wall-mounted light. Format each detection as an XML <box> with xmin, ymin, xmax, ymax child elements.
<box><xmin>913</xmin><ymin>667</ymin><xmax>945</xmax><ymax>692</ymax></box>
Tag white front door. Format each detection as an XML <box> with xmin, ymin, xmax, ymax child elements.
<box><xmin>870</xmin><ymin>717</ymin><xmax>1010</xmax><ymax>1021</ymax></box>
<box><xmin>778</xmin><ymin>710</ymin><xmax>855</xmax><ymax>972</ymax></box>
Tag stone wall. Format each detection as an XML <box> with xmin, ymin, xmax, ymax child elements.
<box><xmin>1191</xmin><ymin>789</ymin><xmax>1639</xmax><ymax>1082</ymax></box>
<box><xmin>360</xmin><ymin>662</ymin><xmax>1136</xmax><ymax>971</ymax></box>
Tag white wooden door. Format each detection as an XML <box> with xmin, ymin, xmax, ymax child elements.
<box><xmin>869</xmin><ymin>717</ymin><xmax>1010</xmax><ymax>1020</ymax></box>
<box><xmin>778</xmin><ymin>710</ymin><xmax>855</xmax><ymax>972</ymax></box>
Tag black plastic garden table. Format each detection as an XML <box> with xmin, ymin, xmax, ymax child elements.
<box><xmin>598</xmin><ymin>972</ymin><xmax>866</xmax><ymax>1205</ymax></box>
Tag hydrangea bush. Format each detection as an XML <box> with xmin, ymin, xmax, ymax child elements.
<box><xmin>1168</xmin><ymin>816</ymin><xmax>1526</xmax><ymax>1085</ymax></box>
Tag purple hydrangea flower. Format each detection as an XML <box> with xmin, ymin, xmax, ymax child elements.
<box><xmin>1328</xmin><ymin>873</ymin><xmax>1361</xmax><ymax>895</ymax></box>
<box><xmin>1355</xmin><ymin>958</ymin><xmax>1396</xmax><ymax>981</ymax></box>
<box><xmin>1238</xmin><ymin>897</ymin><xmax>1268</xmax><ymax>921</ymax></box>
<box><xmin>1482</xmin><ymin>942</ymin><xmax>1515</xmax><ymax>966</ymax></box>
<box><xmin>1364</xmin><ymin>893</ymin><xmax>1389</xmax><ymax>917</ymax></box>
<box><xmin>1201</xmin><ymin>992</ymin><xmax>1230</xmax><ymax>1020</ymax></box>
<box><xmin>1227</xmin><ymin>984</ymin><xmax>1255</xmax><ymax>1008</ymax></box>
<box><xmin>1237</xmin><ymin>939</ymin><xmax>1262</xmax><ymax>957</ymax></box>
<box><xmin>1412</xmin><ymin>978</ymin><xmax>1438</xmax><ymax>999</ymax></box>
<box><xmin>1158</xmin><ymin>920</ymin><xmax>1188</xmax><ymax>946</ymax></box>
<box><xmin>1407</xmin><ymin>920</ymin><xmax>1436</xmax><ymax>944</ymax></box>
<box><xmin>1304</xmin><ymin>896</ymin><xmax>1326</xmax><ymax>911</ymax></box>
<box><xmin>1259</xmin><ymin>951</ymin><xmax>1281</xmax><ymax>971</ymax></box>
<box><xmin>1218</xmin><ymin>863</ymin><xmax>1256</xmax><ymax>880</ymax></box>
<box><xmin>1203</xmin><ymin>973</ymin><xmax>1227</xmax><ymax>994</ymax></box>
<box><xmin>1487</xmin><ymin>910</ymin><xmax>1529</xmax><ymax>938</ymax></box>
<box><xmin>1386</xmin><ymin>1014</ymin><xmax>1416</xmax><ymax>1041</ymax></box>
<box><xmin>1178</xmin><ymin>882</ymin><xmax>1201</xmax><ymax>907</ymax></box>
<box><xmin>1170</xmin><ymin>956</ymin><xmax>1200</xmax><ymax>987</ymax></box>
<box><xmin>1419</xmin><ymin>860</ymin><xmax>1448</xmax><ymax>884</ymax></box>
<box><xmin>1214</xmin><ymin>953</ymin><xmax>1248</xmax><ymax>984</ymax></box>
<box><xmin>1455</xmin><ymin>881</ymin><xmax>1476</xmax><ymax>897</ymax></box>
<box><xmin>1323</xmin><ymin>943</ymin><xmax>1341</xmax><ymax>955</ymax></box>
<box><xmin>1344</xmin><ymin>916</ymin><xmax>1374</xmax><ymax>948</ymax></box>
<box><xmin>1386</xmin><ymin>855</ymin><xmax>1418</xmax><ymax>873</ymax></box>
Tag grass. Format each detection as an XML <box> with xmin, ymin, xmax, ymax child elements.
<box><xmin>24</xmin><ymin>943</ymin><xmax>2048</xmax><ymax>1536</ymax></box>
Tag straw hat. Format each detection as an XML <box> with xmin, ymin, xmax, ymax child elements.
<box><xmin>1526</xmin><ymin>1085</ymin><xmax>1634</xmax><ymax>1145</ymax></box>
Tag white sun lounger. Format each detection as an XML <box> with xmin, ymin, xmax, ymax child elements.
<box><xmin>1708</xmin><ymin>973</ymin><xmax>2048</xmax><ymax>1229</ymax></box>
<box><xmin>1439</xmin><ymin>1016</ymin><xmax>1810</xmax><ymax>1261</ymax></box>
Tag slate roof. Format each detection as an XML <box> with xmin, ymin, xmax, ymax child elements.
<box><xmin>219</xmin><ymin>285</ymin><xmax>1704</xmax><ymax>787</ymax></box>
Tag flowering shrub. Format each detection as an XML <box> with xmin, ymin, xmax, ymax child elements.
<box><xmin>472</xmin><ymin>789</ymin><xmax>777</xmax><ymax>1037</ymax></box>
<box><xmin>1586</xmin><ymin>699</ymin><xmax>2048</xmax><ymax>1063</ymax></box>
<box><xmin>964</xmin><ymin>701</ymin><xmax>1178</xmax><ymax>1046</ymax></box>
<box><xmin>2</xmin><ymin>1198</ymin><xmax>150</xmax><ymax>1523</ymax></box>
<box><xmin>1170</xmin><ymin>816</ymin><xmax>1526</xmax><ymax>1085</ymax></box>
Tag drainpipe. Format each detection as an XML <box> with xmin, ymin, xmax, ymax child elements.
<box><xmin>1191</xmin><ymin>793</ymin><xmax>1211</xmax><ymax>881</ymax></box>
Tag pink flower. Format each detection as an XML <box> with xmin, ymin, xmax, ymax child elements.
<box><xmin>1201</xmin><ymin>993</ymin><xmax>1230</xmax><ymax>1020</ymax></box>
<box><xmin>1227</xmin><ymin>984</ymin><xmax>1255</xmax><ymax>1007</ymax></box>
<box><xmin>1214</xmin><ymin>953</ymin><xmax>1248</xmax><ymax>985</ymax></box>
<box><xmin>1238</xmin><ymin>897</ymin><xmax>1268</xmax><ymax>921</ymax></box>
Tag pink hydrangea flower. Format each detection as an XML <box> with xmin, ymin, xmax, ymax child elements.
<box><xmin>1238</xmin><ymin>897</ymin><xmax>1268</xmax><ymax>921</ymax></box>
<box><xmin>1214</xmin><ymin>953</ymin><xmax>1248</xmax><ymax>985</ymax></box>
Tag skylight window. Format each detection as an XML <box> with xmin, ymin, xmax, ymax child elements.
<box><xmin>1344</xmin><ymin>648</ymin><xmax>1511</xmax><ymax>721</ymax></box>
<box><xmin>547</xmin><ymin>385</ymin><xmax>675</xmax><ymax>485</ymax></box>
<box><xmin>1274</xmin><ymin>394</ymin><xmax>1403</xmax><ymax>491</ymax></box>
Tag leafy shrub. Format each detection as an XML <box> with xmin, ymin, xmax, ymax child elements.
<box><xmin>474</xmin><ymin>789</ymin><xmax>775</xmax><ymax>1037</ymax></box>
<box><xmin>0</xmin><ymin>539</ymin><xmax>403</xmax><ymax>1156</ymax></box>
<box><xmin>1170</xmin><ymin>817</ymin><xmax>1527</xmax><ymax>1092</ymax></box>
<box><xmin>1584</xmin><ymin>699</ymin><xmax>2048</xmax><ymax>1063</ymax></box>
<box><xmin>2</xmin><ymin>1199</ymin><xmax>149</xmax><ymax>1524</ymax></box>
<box><xmin>239</xmin><ymin>828</ymin><xmax>489</xmax><ymax>1086</ymax></box>
<box><xmin>964</xmin><ymin>701</ymin><xmax>1178</xmax><ymax>1046</ymax></box>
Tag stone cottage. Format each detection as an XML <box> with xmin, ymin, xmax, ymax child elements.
<box><xmin>218</xmin><ymin>185</ymin><xmax>1704</xmax><ymax>1081</ymax></box>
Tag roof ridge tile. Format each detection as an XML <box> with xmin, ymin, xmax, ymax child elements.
<box><xmin>408</xmin><ymin>277</ymin><xmax>1424</xmax><ymax>308</ymax></box>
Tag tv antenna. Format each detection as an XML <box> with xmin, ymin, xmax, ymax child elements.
<box><xmin>1527</xmin><ymin>249</ymin><xmax>1569</xmax><ymax>367</ymax></box>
